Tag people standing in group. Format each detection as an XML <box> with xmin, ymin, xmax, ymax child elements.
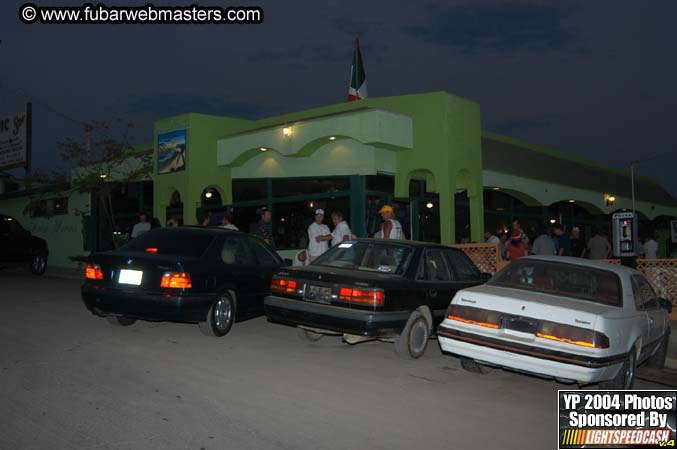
<box><xmin>329</xmin><ymin>211</ymin><xmax>352</xmax><ymax>246</ymax></box>
<box><xmin>484</xmin><ymin>230</ymin><xmax>500</xmax><ymax>245</ymax></box>
<box><xmin>531</xmin><ymin>226</ymin><xmax>556</xmax><ymax>255</ymax></box>
<box><xmin>506</xmin><ymin>230</ymin><xmax>528</xmax><ymax>261</ymax></box>
<box><xmin>166</xmin><ymin>218</ymin><xmax>179</xmax><ymax>227</ymax></box>
<box><xmin>553</xmin><ymin>224</ymin><xmax>572</xmax><ymax>256</ymax></box>
<box><xmin>570</xmin><ymin>226</ymin><xmax>585</xmax><ymax>258</ymax></box>
<box><xmin>292</xmin><ymin>249</ymin><xmax>309</xmax><ymax>267</ymax></box>
<box><xmin>254</xmin><ymin>206</ymin><xmax>274</xmax><ymax>247</ymax></box>
<box><xmin>200</xmin><ymin>211</ymin><xmax>212</xmax><ymax>227</ymax></box>
<box><xmin>307</xmin><ymin>209</ymin><xmax>332</xmax><ymax>263</ymax></box>
<box><xmin>377</xmin><ymin>205</ymin><xmax>404</xmax><ymax>240</ymax></box>
<box><xmin>511</xmin><ymin>218</ymin><xmax>529</xmax><ymax>245</ymax></box>
<box><xmin>219</xmin><ymin>210</ymin><xmax>239</xmax><ymax>231</ymax></box>
<box><xmin>643</xmin><ymin>233</ymin><xmax>659</xmax><ymax>259</ymax></box>
<box><xmin>586</xmin><ymin>227</ymin><xmax>611</xmax><ymax>260</ymax></box>
<box><xmin>498</xmin><ymin>231</ymin><xmax>509</xmax><ymax>260</ymax></box>
<box><xmin>131</xmin><ymin>213</ymin><xmax>151</xmax><ymax>238</ymax></box>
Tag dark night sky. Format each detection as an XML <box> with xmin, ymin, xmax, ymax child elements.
<box><xmin>2</xmin><ymin>0</ymin><xmax>676</xmax><ymax>197</ymax></box>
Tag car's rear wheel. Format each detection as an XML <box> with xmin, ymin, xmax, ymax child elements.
<box><xmin>460</xmin><ymin>357</ymin><xmax>493</xmax><ymax>374</ymax></box>
<box><xmin>599</xmin><ymin>350</ymin><xmax>636</xmax><ymax>390</ymax></box>
<box><xmin>30</xmin><ymin>254</ymin><xmax>47</xmax><ymax>275</ymax></box>
<box><xmin>297</xmin><ymin>327</ymin><xmax>324</xmax><ymax>342</ymax></box>
<box><xmin>645</xmin><ymin>331</ymin><xmax>670</xmax><ymax>369</ymax></box>
<box><xmin>395</xmin><ymin>311</ymin><xmax>430</xmax><ymax>359</ymax></box>
<box><xmin>106</xmin><ymin>316</ymin><xmax>136</xmax><ymax>326</ymax></box>
<box><xmin>199</xmin><ymin>293</ymin><xmax>235</xmax><ymax>337</ymax></box>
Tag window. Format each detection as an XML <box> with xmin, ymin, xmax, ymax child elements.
<box><xmin>313</xmin><ymin>241</ymin><xmax>413</xmax><ymax>275</ymax></box>
<box><xmin>632</xmin><ymin>275</ymin><xmax>658</xmax><ymax>310</ymax></box>
<box><xmin>29</xmin><ymin>197</ymin><xmax>68</xmax><ymax>217</ymax></box>
<box><xmin>445</xmin><ymin>249</ymin><xmax>480</xmax><ymax>281</ymax></box>
<box><xmin>232</xmin><ymin>205</ymin><xmax>266</xmax><ymax>234</ymax></box>
<box><xmin>272</xmin><ymin>197</ymin><xmax>351</xmax><ymax>250</ymax></box>
<box><xmin>121</xmin><ymin>229</ymin><xmax>215</xmax><ymax>258</ymax></box>
<box><xmin>489</xmin><ymin>260</ymin><xmax>622</xmax><ymax>307</ymax></box>
<box><xmin>366</xmin><ymin>174</ymin><xmax>394</xmax><ymax>193</ymax></box>
<box><xmin>419</xmin><ymin>249</ymin><xmax>451</xmax><ymax>281</ymax></box>
<box><xmin>272</xmin><ymin>178</ymin><xmax>348</xmax><ymax>198</ymax></box>
<box><xmin>220</xmin><ymin>236</ymin><xmax>253</xmax><ymax>265</ymax></box>
<box><xmin>248</xmin><ymin>237</ymin><xmax>281</xmax><ymax>267</ymax></box>
<box><xmin>233</xmin><ymin>179</ymin><xmax>267</xmax><ymax>202</ymax></box>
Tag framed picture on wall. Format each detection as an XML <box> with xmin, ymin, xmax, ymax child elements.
<box><xmin>157</xmin><ymin>129</ymin><xmax>187</xmax><ymax>174</ymax></box>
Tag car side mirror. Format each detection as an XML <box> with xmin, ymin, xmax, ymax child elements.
<box><xmin>283</xmin><ymin>258</ymin><xmax>293</xmax><ymax>266</ymax></box>
<box><xmin>658</xmin><ymin>298</ymin><xmax>673</xmax><ymax>313</ymax></box>
<box><xmin>480</xmin><ymin>272</ymin><xmax>492</xmax><ymax>283</ymax></box>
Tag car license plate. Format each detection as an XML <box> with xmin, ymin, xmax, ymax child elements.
<box><xmin>304</xmin><ymin>285</ymin><xmax>332</xmax><ymax>304</ymax></box>
<box><xmin>502</xmin><ymin>317</ymin><xmax>537</xmax><ymax>334</ymax></box>
<box><xmin>118</xmin><ymin>269</ymin><xmax>143</xmax><ymax>285</ymax></box>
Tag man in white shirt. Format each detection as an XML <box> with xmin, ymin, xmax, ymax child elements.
<box><xmin>484</xmin><ymin>230</ymin><xmax>500</xmax><ymax>244</ymax></box>
<box><xmin>330</xmin><ymin>211</ymin><xmax>352</xmax><ymax>246</ymax></box>
<box><xmin>644</xmin><ymin>235</ymin><xmax>659</xmax><ymax>259</ymax></box>
<box><xmin>378</xmin><ymin>205</ymin><xmax>404</xmax><ymax>239</ymax></box>
<box><xmin>307</xmin><ymin>209</ymin><xmax>331</xmax><ymax>263</ymax></box>
<box><xmin>131</xmin><ymin>213</ymin><xmax>151</xmax><ymax>238</ymax></box>
<box><xmin>218</xmin><ymin>211</ymin><xmax>239</xmax><ymax>230</ymax></box>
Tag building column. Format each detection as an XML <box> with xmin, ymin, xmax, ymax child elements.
<box><xmin>349</xmin><ymin>175</ymin><xmax>366</xmax><ymax>237</ymax></box>
<box><xmin>439</xmin><ymin>183</ymin><xmax>454</xmax><ymax>245</ymax></box>
<box><xmin>468</xmin><ymin>191</ymin><xmax>484</xmax><ymax>243</ymax></box>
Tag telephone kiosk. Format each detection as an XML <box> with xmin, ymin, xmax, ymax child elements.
<box><xmin>612</xmin><ymin>212</ymin><xmax>639</xmax><ymax>258</ymax></box>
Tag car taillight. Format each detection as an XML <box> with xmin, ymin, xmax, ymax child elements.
<box><xmin>160</xmin><ymin>272</ymin><xmax>192</xmax><ymax>289</ymax></box>
<box><xmin>339</xmin><ymin>287</ymin><xmax>385</xmax><ymax>306</ymax></box>
<box><xmin>145</xmin><ymin>247</ymin><xmax>158</xmax><ymax>254</ymax></box>
<box><xmin>85</xmin><ymin>263</ymin><xmax>103</xmax><ymax>280</ymax></box>
<box><xmin>536</xmin><ymin>320</ymin><xmax>609</xmax><ymax>349</ymax></box>
<box><xmin>446</xmin><ymin>304</ymin><xmax>501</xmax><ymax>329</ymax></box>
<box><xmin>271</xmin><ymin>277</ymin><xmax>299</xmax><ymax>294</ymax></box>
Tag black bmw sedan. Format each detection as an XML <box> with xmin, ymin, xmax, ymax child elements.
<box><xmin>82</xmin><ymin>227</ymin><xmax>287</xmax><ymax>337</ymax></box>
<box><xmin>264</xmin><ymin>239</ymin><xmax>490</xmax><ymax>358</ymax></box>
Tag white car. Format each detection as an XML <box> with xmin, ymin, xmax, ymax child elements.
<box><xmin>438</xmin><ymin>256</ymin><xmax>672</xmax><ymax>389</ymax></box>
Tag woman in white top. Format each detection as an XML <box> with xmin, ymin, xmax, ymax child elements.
<box><xmin>378</xmin><ymin>205</ymin><xmax>404</xmax><ymax>240</ymax></box>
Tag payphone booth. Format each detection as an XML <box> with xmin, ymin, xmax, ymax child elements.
<box><xmin>612</xmin><ymin>212</ymin><xmax>639</xmax><ymax>257</ymax></box>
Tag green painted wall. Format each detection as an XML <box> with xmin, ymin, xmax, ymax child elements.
<box><xmin>153</xmin><ymin>91</ymin><xmax>485</xmax><ymax>243</ymax></box>
<box><xmin>0</xmin><ymin>190</ymin><xmax>90</xmax><ymax>269</ymax></box>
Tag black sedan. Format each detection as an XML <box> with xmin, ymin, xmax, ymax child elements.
<box><xmin>0</xmin><ymin>214</ymin><xmax>48</xmax><ymax>275</ymax></box>
<box><xmin>264</xmin><ymin>239</ymin><xmax>490</xmax><ymax>358</ymax></box>
<box><xmin>82</xmin><ymin>227</ymin><xmax>287</xmax><ymax>336</ymax></box>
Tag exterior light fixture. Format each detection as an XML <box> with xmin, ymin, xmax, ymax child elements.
<box><xmin>205</xmin><ymin>191</ymin><xmax>213</xmax><ymax>199</ymax></box>
<box><xmin>99</xmin><ymin>174</ymin><xmax>107</xmax><ymax>179</ymax></box>
<box><xmin>329</xmin><ymin>136</ymin><xmax>336</xmax><ymax>141</ymax></box>
<box><xmin>568</xmin><ymin>199</ymin><xmax>576</xmax><ymax>203</ymax></box>
<box><xmin>426</xmin><ymin>202</ymin><xmax>434</xmax><ymax>209</ymax></box>
<box><xmin>260</xmin><ymin>147</ymin><xmax>268</xmax><ymax>152</ymax></box>
<box><xmin>549</xmin><ymin>218</ymin><xmax>556</xmax><ymax>224</ymax></box>
<box><xmin>309</xmin><ymin>201</ymin><xmax>314</xmax><ymax>208</ymax></box>
<box><xmin>283</xmin><ymin>127</ymin><xmax>291</xmax><ymax>136</ymax></box>
<box><xmin>605</xmin><ymin>194</ymin><xmax>616</xmax><ymax>206</ymax></box>
<box><xmin>492</xmin><ymin>187</ymin><xmax>500</xmax><ymax>191</ymax></box>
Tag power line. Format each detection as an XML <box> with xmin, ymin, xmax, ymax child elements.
<box><xmin>0</xmin><ymin>79</ymin><xmax>87</xmax><ymax>127</ymax></box>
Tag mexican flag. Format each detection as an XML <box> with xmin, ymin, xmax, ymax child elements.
<box><xmin>348</xmin><ymin>38</ymin><xmax>367</xmax><ymax>101</ymax></box>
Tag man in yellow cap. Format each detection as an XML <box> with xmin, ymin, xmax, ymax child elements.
<box><xmin>378</xmin><ymin>205</ymin><xmax>404</xmax><ymax>240</ymax></box>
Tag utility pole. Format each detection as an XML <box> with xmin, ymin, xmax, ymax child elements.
<box><xmin>630</xmin><ymin>159</ymin><xmax>639</xmax><ymax>216</ymax></box>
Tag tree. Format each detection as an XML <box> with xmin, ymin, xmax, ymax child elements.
<box><xmin>27</xmin><ymin>120</ymin><xmax>152</xmax><ymax>249</ymax></box>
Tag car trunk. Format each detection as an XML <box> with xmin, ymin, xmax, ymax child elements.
<box><xmin>91</xmin><ymin>251</ymin><xmax>194</xmax><ymax>292</ymax></box>
<box><xmin>456</xmin><ymin>284</ymin><xmax>613</xmax><ymax>331</ymax></box>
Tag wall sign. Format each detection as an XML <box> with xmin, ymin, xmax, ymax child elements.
<box><xmin>157</xmin><ymin>129</ymin><xmax>186</xmax><ymax>174</ymax></box>
<box><xmin>0</xmin><ymin>105</ymin><xmax>30</xmax><ymax>171</ymax></box>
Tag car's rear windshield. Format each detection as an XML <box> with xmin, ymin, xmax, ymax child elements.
<box><xmin>312</xmin><ymin>241</ymin><xmax>413</xmax><ymax>275</ymax></box>
<box><xmin>120</xmin><ymin>229</ymin><xmax>215</xmax><ymax>258</ymax></box>
<box><xmin>488</xmin><ymin>259</ymin><xmax>622</xmax><ymax>307</ymax></box>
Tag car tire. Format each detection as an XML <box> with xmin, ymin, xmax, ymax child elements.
<box><xmin>599</xmin><ymin>349</ymin><xmax>636</xmax><ymax>390</ymax></box>
<box><xmin>298</xmin><ymin>327</ymin><xmax>324</xmax><ymax>342</ymax></box>
<box><xmin>394</xmin><ymin>311</ymin><xmax>430</xmax><ymax>359</ymax></box>
<box><xmin>460</xmin><ymin>357</ymin><xmax>493</xmax><ymax>374</ymax></box>
<box><xmin>199</xmin><ymin>293</ymin><xmax>235</xmax><ymax>337</ymax></box>
<box><xmin>106</xmin><ymin>316</ymin><xmax>136</xmax><ymax>326</ymax></box>
<box><xmin>644</xmin><ymin>331</ymin><xmax>670</xmax><ymax>369</ymax></box>
<box><xmin>29</xmin><ymin>253</ymin><xmax>47</xmax><ymax>275</ymax></box>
